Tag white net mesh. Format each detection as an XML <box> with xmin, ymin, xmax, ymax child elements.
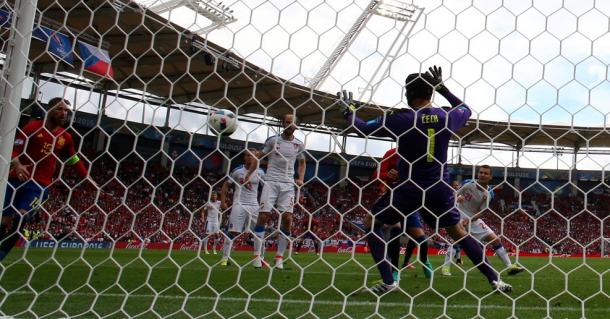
<box><xmin>0</xmin><ymin>0</ymin><xmax>609</xmax><ymax>318</ymax></box>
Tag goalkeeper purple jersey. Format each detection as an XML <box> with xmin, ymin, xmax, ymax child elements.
<box><xmin>348</xmin><ymin>104</ymin><xmax>471</xmax><ymax>185</ymax></box>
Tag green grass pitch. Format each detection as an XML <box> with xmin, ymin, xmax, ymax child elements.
<box><xmin>0</xmin><ymin>248</ymin><xmax>608</xmax><ymax>318</ymax></box>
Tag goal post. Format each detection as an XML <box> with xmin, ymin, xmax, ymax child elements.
<box><xmin>0</xmin><ymin>0</ymin><xmax>38</xmax><ymax>216</ymax></box>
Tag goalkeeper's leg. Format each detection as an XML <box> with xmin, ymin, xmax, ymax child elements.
<box><xmin>405</xmin><ymin>213</ymin><xmax>432</xmax><ymax>278</ymax></box>
<box><xmin>445</xmin><ymin>224</ymin><xmax>501</xmax><ymax>286</ymax></box>
<box><xmin>386</xmin><ymin>224</ymin><xmax>402</xmax><ymax>282</ymax></box>
<box><xmin>401</xmin><ymin>239</ymin><xmax>417</xmax><ymax>269</ymax></box>
<box><xmin>366</xmin><ymin>195</ymin><xmax>403</xmax><ymax>289</ymax></box>
<box><xmin>366</xmin><ymin>215</ymin><xmax>395</xmax><ymax>286</ymax></box>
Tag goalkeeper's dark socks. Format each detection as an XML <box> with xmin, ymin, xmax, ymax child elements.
<box><xmin>402</xmin><ymin>239</ymin><xmax>417</xmax><ymax>268</ymax></box>
<box><xmin>366</xmin><ymin>226</ymin><xmax>394</xmax><ymax>285</ymax></box>
<box><xmin>387</xmin><ymin>227</ymin><xmax>402</xmax><ymax>269</ymax></box>
<box><xmin>460</xmin><ymin>235</ymin><xmax>498</xmax><ymax>283</ymax></box>
<box><xmin>415</xmin><ymin>236</ymin><xmax>429</xmax><ymax>263</ymax></box>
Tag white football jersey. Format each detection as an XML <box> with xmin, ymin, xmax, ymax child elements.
<box><xmin>229</xmin><ymin>166</ymin><xmax>265</xmax><ymax>205</ymax></box>
<box><xmin>457</xmin><ymin>180</ymin><xmax>494</xmax><ymax>219</ymax></box>
<box><xmin>262</xmin><ymin>134</ymin><xmax>305</xmax><ymax>183</ymax></box>
<box><xmin>205</xmin><ymin>200</ymin><xmax>222</xmax><ymax>223</ymax></box>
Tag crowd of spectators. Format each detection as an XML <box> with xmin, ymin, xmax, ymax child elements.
<box><xmin>22</xmin><ymin>152</ymin><xmax>610</xmax><ymax>256</ymax></box>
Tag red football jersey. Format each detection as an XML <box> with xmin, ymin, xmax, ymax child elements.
<box><xmin>371</xmin><ymin>148</ymin><xmax>398</xmax><ymax>193</ymax></box>
<box><xmin>11</xmin><ymin>120</ymin><xmax>87</xmax><ymax>186</ymax></box>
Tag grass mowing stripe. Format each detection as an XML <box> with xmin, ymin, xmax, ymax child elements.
<box><xmin>4</xmin><ymin>290</ymin><xmax>603</xmax><ymax>313</ymax></box>
<box><xmin>4</xmin><ymin>261</ymin><xmax>604</xmax><ymax>284</ymax></box>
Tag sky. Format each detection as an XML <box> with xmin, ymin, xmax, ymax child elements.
<box><xmin>34</xmin><ymin>0</ymin><xmax>610</xmax><ymax>171</ymax></box>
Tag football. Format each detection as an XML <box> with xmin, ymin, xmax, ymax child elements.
<box><xmin>208</xmin><ymin>109</ymin><xmax>238</xmax><ymax>136</ymax></box>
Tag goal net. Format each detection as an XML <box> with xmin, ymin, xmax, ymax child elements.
<box><xmin>0</xmin><ymin>0</ymin><xmax>608</xmax><ymax>318</ymax></box>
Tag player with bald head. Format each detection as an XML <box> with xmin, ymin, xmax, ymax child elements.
<box><xmin>250</xmin><ymin>114</ymin><xmax>306</xmax><ymax>269</ymax></box>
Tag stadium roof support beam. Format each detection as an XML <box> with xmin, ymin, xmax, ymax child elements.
<box><xmin>309</xmin><ymin>0</ymin><xmax>379</xmax><ymax>90</ymax></box>
<box><xmin>146</xmin><ymin>0</ymin><xmax>236</xmax><ymax>34</ymax></box>
<box><xmin>358</xmin><ymin>2</ymin><xmax>423</xmax><ymax>101</ymax></box>
<box><xmin>309</xmin><ymin>0</ymin><xmax>423</xmax><ymax>91</ymax></box>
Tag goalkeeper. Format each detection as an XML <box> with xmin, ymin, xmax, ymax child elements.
<box><xmin>338</xmin><ymin>66</ymin><xmax>512</xmax><ymax>294</ymax></box>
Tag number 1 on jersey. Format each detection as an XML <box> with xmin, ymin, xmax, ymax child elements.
<box><xmin>427</xmin><ymin>128</ymin><xmax>436</xmax><ymax>162</ymax></box>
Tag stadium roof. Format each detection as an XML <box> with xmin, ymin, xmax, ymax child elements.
<box><xmin>20</xmin><ymin>0</ymin><xmax>610</xmax><ymax>150</ymax></box>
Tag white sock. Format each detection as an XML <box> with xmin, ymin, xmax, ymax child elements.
<box><xmin>277</xmin><ymin>234</ymin><xmax>288</xmax><ymax>258</ymax></box>
<box><xmin>203</xmin><ymin>237</ymin><xmax>209</xmax><ymax>251</ymax></box>
<box><xmin>495</xmin><ymin>246</ymin><xmax>512</xmax><ymax>267</ymax></box>
<box><xmin>223</xmin><ymin>238</ymin><xmax>232</xmax><ymax>259</ymax></box>
<box><xmin>213</xmin><ymin>238</ymin><xmax>220</xmax><ymax>252</ymax></box>
<box><xmin>254</xmin><ymin>231</ymin><xmax>265</xmax><ymax>257</ymax></box>
<box><xmin>443</xmin><ymin>245</ymin><xmax>454</xmax><ymax>267</ymax></box>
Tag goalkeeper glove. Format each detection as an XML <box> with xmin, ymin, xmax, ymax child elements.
<box><xmin>337</xmin><ymin>90</ymin><xmax>358</xmax><ymax>117</ymax></box>
<box><xmin>425</xmin><ymin>65</ymin><xmax>448</xmax><ymax>93</ymax></box>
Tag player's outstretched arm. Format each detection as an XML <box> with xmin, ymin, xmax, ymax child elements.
<box><xmin>337</xmin><ymin>90</ymin><xmax>401</xmax><ymax>137</ymax></box>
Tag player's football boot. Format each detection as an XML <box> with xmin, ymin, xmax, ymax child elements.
<box><xmin>274</xmin><ymin>256</ymin><xmax>284</xmax><ymax>270</ymax></box>
<box><xmin>252</xmin><ymin>256</ymin><xmax>269</xmax><ymax>269</ymax></box>
<box><xmin>423</xmin><ymin>260</ymin><xmax>433</xmax><ymax>279</ymax></box>
<box><xmin>492</xmin><ymin>280</ymin><xmax>513</xmax><ymax>293</ymax></box>
<box><xmin>508</xmin><ymin>264</ymin><xmax>525</xmax><ymax>276</ymax></box>
<box><xmin>441</xmin><ymin>266</ymin><xmax>452</xmax><ymax>276</ymax></box>
<box><xmin>370</xmin><ymin>281</ymin><xmax>398</xmax><ymax>295</ymax></box>
<box><xmin>220</xmin><ymin>259</ymin><xmax>229</xmax><ymax>266</ymax></box>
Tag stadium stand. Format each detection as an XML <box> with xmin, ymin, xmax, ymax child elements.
<box><xmin>17</xmin><ymin>111</ymin><xmax>608</xmax><ymax>256</ymax></box>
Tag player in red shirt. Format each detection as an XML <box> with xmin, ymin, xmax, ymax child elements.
<box><xmin>370</xmin><ymin>148</ymin><xmax>432</xmax><ymax>283</ymax></box>
<box><xmin>1</xmin><ymin>97</ymin><xmax>90</xmax><ymax>261</ymax></box>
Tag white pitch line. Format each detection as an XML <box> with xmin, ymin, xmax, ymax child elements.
<box><xmin>4</xmin><ymin>290</ymin><xmax>608</xmax><ymax>313</ymax></box>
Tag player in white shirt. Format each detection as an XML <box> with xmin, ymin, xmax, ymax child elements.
<box><xmin>249</xmin><ymin>114</ymin><xmax>306</xmax><ymax>269</ymax></box>
<box><xmin>202</xmin><ymin>191</ymin><xmax>222</xmax><ymax>255</ymax></box>
<box><xmin>219</xmin><ymin>149</ymin><xmax>265</xmax><ymax>266</ymax></box>
<box><xmin>441</xmin><ymin>180</ymin><xmax>464</xmax><ymax>275</ymax></box>
<box><xmin>451</xmin><ymin>165</ymin><xmax>524</xmax><ymax>276</ymax></box>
